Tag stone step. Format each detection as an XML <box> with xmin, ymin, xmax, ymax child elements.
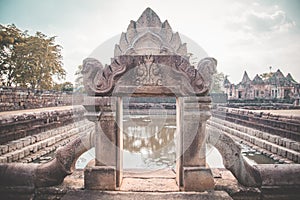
<box><xmin>208</xmin><ymin>124</ymin><xmax>292</xmax><ymax>164</ymax></box>
<box><xmin>210</xmin><ymin>117</ymin><xmax>300</xmax><ymax>153</ymax></box>
<box><xmin>0</xmin><ymin>120</ymin><xmax>80</xmax><ymax>156</ymax></box>
<box><xmin>208</xmin><ymin>118</ymin><xmax>300</xmax><ymax>163</ymax></box>
<box><xmin>0</xmin><ymin>120</ymin><xmax>94</xmax><ymax>163</ymax></box>
<box><xmin>0</xmin><ymin>106</ymin><xmax>86</xmax><ymax>144</ymax></box>
<box><xmin>212</xmin><ymin>110</ymin><xmax>300</xmax><ymax>141</ymax></box>
<box><xmin>18</xmin><ymin>133</ymin><xmax>80</xmax><ymax>163</ymax></box>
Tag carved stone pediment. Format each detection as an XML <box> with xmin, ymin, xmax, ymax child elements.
<box><xmin>82</xmin><ymin>8</ymin><xmax>217</xmax><ymax>97</ymax></box>
<box><xmin>114</xmin><ymin>8</ymin><xmax>188</xmax><ymax>57</ymax></box>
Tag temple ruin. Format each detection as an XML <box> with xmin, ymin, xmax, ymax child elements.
<box><xmin>82</xmin><ymin>7</ymin><xmax>217</xmax><ymax>191</ymax></box>
<box><xmin>0</xmin><ymin>7</ymin><xmax>299</xmax><ymax>200</ymax></box>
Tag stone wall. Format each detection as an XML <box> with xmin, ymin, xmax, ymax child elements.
<box><xmin>0</xmin><ymin>106</ymin><xmax>95</xmax><ymax>164</ymax></box>
<box><xmin>213</xmin><ymin>107</ymin><xmax>300</xmax><ymax>142</ymax></box>
<box><xmin>0</xmin><ymin>106</ymin><xmax>86</xmax><ymax>144</ymax></box>
<box><xmin>0</xmin><ymin>87</ymin><xmax>74</xmax><ymax>112</ymax></box>
<box><xmin>224</xmin><ymin>101</ymin><xmax>299</xmax><ymax>110</ymax></box>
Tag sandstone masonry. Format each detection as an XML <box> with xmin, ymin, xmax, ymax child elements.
<box><xmin>0</xmin><ymin>106</ymin><xmax>95</xmax><ymax>164</ymax></box>
<box><xmin>0</xmin><ymin>87</ymin><xmax>73</xmax><ymax>112</ymax></box>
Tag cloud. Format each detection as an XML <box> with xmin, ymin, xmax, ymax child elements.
<box><xmin>244</xmin><ymin>10</ymin><xmax>295</xmax><ymax>32</ymax></box>
<box><xmin>227</xmin><ymin>5</ymin><xmax>296</xmax><ymax>34</ymax></box>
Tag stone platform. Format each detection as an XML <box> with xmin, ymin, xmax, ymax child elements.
<box><xmin>61</xmin><ymin>191</ymin><xmax>232</xmax><ymax>200</ymax></box>
<box><xmin>2</xmin><ymin>167</ymin><xmax>300</xmax><ymax>199</ymax></box>
<box><xmin>120</xmin><ymin>168</ymin><xmax>178</xmax><ymax>192</ymax></box>
<box><xmin>57</xmin><ymin>168</ymin><xmax>255</xmax><ymax>199</ymax></box>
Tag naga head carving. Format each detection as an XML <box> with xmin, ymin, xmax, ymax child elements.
<box><xmin>197</xmin><ymin>57</ymin><xmax>217</xmax><ymax>91</ymax></box>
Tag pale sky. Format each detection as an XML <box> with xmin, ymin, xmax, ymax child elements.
<box><xmin>1</xmin><ymin>0</ymin><xmax>300</xmax><ymax>84</ymax></box>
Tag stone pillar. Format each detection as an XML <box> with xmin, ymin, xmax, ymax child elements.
<box><xmin>83</xmin><ymin>96</ymin><xmax>119</xmax><ymax>190</ymax></box>
<box><xmin>181</xmin><ymin>96</ymin><xmax>214</xmax><ymax>191</ymax></box>
<box><xmin>116</xmin><ymin>97</ymin><xmax>123</xmax><ymax>188</ymax></box>
<box><xmin>175</xmin><ymin>97</ymin><xmax>183</xmax><ymax>187</ymax></box>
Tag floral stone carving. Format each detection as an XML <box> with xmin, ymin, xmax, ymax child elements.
<box><xmin>82</xmin><ymin>7</ymin><xmax>217</xmax><ymax>96</ymax></box>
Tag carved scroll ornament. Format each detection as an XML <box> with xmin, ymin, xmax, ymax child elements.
<box><xmin>82</xmin><ymin>55</ymin><xmax>217</xmax><ymax>96</ymax></box>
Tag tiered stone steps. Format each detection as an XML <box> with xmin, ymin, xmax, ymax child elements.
<box><xmin>212</xmin><ymin>107</ymin><xmax>300</xmax><ymax>141</ymax></box>
<box><xmin>0</xmin><ymin>106</ymin><xmax>94</xmax><ymax>164</ymax></box>
<box><xmin>0</xmin><ymin>119</ymin><xmax>94</xmax><ymax>163</ymax></box>
<box><xmin>0</xmin><ymin>106</ymin><xmax>85</xmax><ymax>144</ymax></box>
<box><xmin>208</xmin><ymin>117</ymin><xmax>300</xmax><ymax>164</ymax></box>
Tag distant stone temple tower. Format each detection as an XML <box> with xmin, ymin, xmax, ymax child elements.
<box><xmin>82</xmin><ymin>8</ymin><xmax>217</xmax><ymax>191</ymax></box>
<box><xmin>224</xmin><ymin>69</ymin><xmax>300</xmax><ymax>101</ymax></box>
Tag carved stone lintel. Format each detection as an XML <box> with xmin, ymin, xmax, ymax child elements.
<box><xmin>82</xmin><ymin>55</ymin><xmax>215</xmax><ymax>96</ymax></box>
<box><xmin>135</xmin><ymin>55</ymin><xmax>162</xmax><ymax>86</ymax></box>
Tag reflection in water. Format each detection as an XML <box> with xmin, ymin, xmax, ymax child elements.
<box><xmin>123</xmin><ymin>115</ymin><xmax>176</xmax><ymax>169</ymax></box>
<box><xmin>75</xmin><ymin>148</ymin><xmax>95</xmax><ymax>169</ymax></box>
<box><xmin>74</xmin><ymin>115</ymin><xmax>278</xmax><ymax>169</ymax></box>
<box><xmin>241</xmin><ymin>144</ymin><xmax>277</xmax><ymax>164</ymax></box>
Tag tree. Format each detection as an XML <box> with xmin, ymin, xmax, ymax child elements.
<box><xmin>53</xmin><ymin>81</ymin><xmax>73</xmax><ymax>92</ymax></box>
<box><xmin>260</xmin><ymin>72</ymin><xmax>274</xmax><ymax>81</ymax></box>
<box><xmin>0</xmin><ymin>24</ymin><xmax>25</xmax><ymax>86</ymax></box>
<box><xmin>0</xmin><ymin>24</ymin><xmax>66</xmax><ymax>89</ymax></box>
<box><xmin>13</xmin><ymin>32</ymin><xmax>65</xmax><ymax>89</ymax></box>
<box><xmin>74</xmin><ymin>64</ymin><xmax>85</xmax><ymax>93</ymax></box>
<box><xmin>211</xmin><ymin>72</ymin><xmax>225</xmax><ymax>93</ymax></box>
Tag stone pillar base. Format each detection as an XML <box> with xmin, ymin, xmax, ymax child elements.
<box><xmin>182</xmin><ymin>166</ymin><xmax>214</xmax><ymax>191</ymax></box>
<box><xmin>84</xmin><ymin>166</ymin><xmax>116</xmax><ymax>190</ymax></box>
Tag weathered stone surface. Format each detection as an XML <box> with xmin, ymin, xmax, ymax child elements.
<box><xmin>95</xmin><ymin>112</ymin><xmax>117</xmax><ymax>166</ymax></box>
<box><xmin>82</xmin><ymin>8</ymin><xmax>217</xmax><ymax>97</ymax></box>
<box><xmin>0</xmin><ymin>126</ymin><xmax>95</xmax><ymax>187</ymax></box>
<box><xmin>208</xmin><ymin>119</ymin><xmax>300</xmax><ymax>188</ymax></box>
<box><xmin>181</xmin><ymin>97</ymin><xmax>211</xmax><ymax>167</ymax></box>
<box><xmin>0</xmin><ymin>119</ymin><xmax>94</xmax><ymax>164</ymax></box>
<box><xmin>183</xmin><ymin>167</ymin><xmax>215</xmax><ymax>192</ymax></box>
<box><xmin>207</xmin><ymin>124</ymin><xmax>262</xmax><ymax>187</ymax></box>
<box><xmin>115</xmin><ymin>8</ymin><xmax>188</xmax><ymax>57</ymax></box>
<box><xmin>80</xmin><ymin>7</ymin><xmax>217</xmax><ymax>193</ymax></box>
<box><xmin>59</xmin><ymin>190</ymin><xmax>232</xmax><ymax>200</ymax></box>
<box><xmin>213</xmin><ymin>168</ymin><xmax>261</xmax><ymax>199</ymax></box>
<box><xmin>120</xmin><ymin>178</ymin><xmax>178</xmax><ymax>192</ymax></box>
<box><xmin>0</xmin><ymin>86</ymin><xmax>74</xmax><ymax>112</ymax></box>
<box><xmin>257</xmin><ymin>164</ymin><xmax>300</xmax><ymax>186</ymax></box>
<box><xmin>210</xmin><ymin>115</ymin><xmax>300</xmax><ymax>164</ymax></box>
<box><xmin>0</xmin><ymin>106</ymin><xmax>86</xmax><ymax>145</ymax></box>
<box><xmin>82</xmin><ymin>55</ymin><xmax>216</xmax><ymax>96</ymax></box>
<box><xmin>84</xmin><ymin>166</ymin><xmax>116</xmax><ymax>190</ymax></box>
<box><xmin>212</xmin><ymin>107</ymin><xmax>300</xmax><ymax>142</ymax></box>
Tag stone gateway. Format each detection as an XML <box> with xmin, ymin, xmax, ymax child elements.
<box><xmin>82</xmin><ymin>7</ymin><xmax>217</xmax><ymax>191</ymax></box>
